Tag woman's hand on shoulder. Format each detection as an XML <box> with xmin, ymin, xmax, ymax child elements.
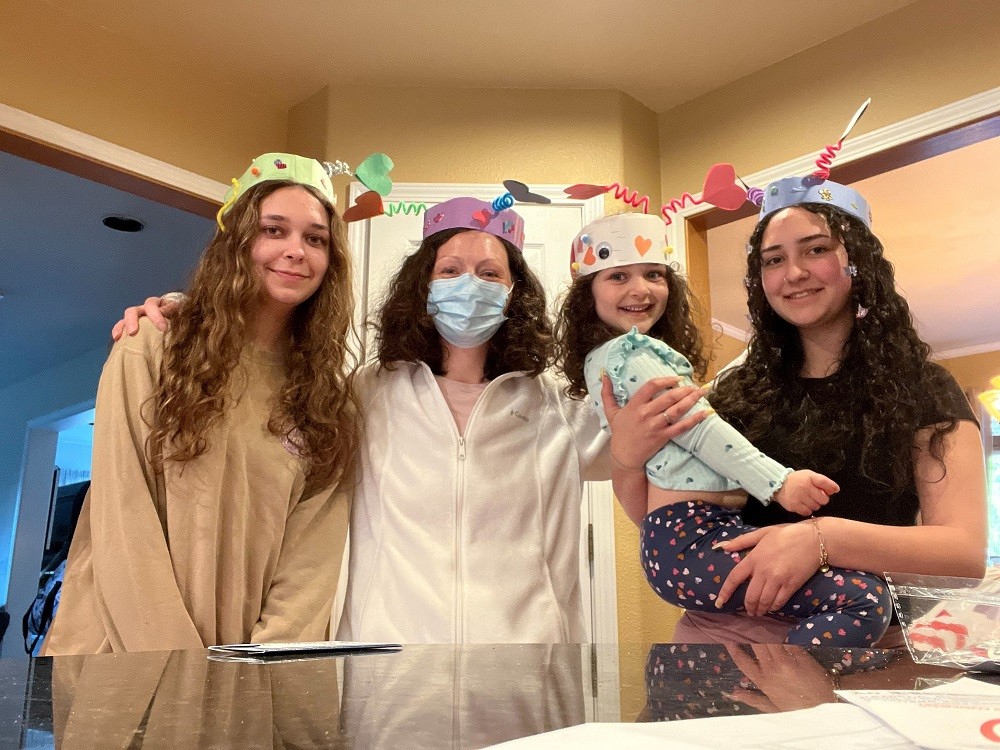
<box><xmin>714</xmin><ymin>522</ymin><xmax>819</xmax><ymax>617</ymax></box>
<box><xmin>111</xmin><ymin>295</ymin><xmax>182</xmax><ymax>341</ymax></box>
<box><xmin>601</xmin><ymin>375</ymin><xmax>709</xmax><ymax>468</ymax></box>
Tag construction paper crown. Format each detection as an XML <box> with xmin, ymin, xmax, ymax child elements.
<box><xmin>422</xmin><ymin>197</ymin><xmax>526</xmax><ymax>250</ymax></box>
<box><xmin>217</xmin><ymin>152</ymin><xmax>394</xmax><ymax>230</ymax></box>
<box><xmin>222</xmin><ymin>153</ymin><xmax>334</xmax><ymax>212</ymax></box>
<box><xmin>759</xmin><ymin>176</ymin><xmax>872</xmax><ymax>228</ymax></box>
<box><xmin>757</xmin><ymin>98</ymin><xmax>874</xmax><ymax>228</ymax></box>
<box><xmin>570</xmin><ymin>213</ymin><xmax>671</xmax><ymax>278</ymax></box>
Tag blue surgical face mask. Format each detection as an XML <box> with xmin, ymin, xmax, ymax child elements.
<box><xmin>426</xmin><ymin>273</ymin><xmax>511</xmax><ymax>348</ymax></box>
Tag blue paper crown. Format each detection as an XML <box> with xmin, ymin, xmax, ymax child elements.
<box><xmin>759</xmin><ymin>176</ymin><xmax>872</xmax><ymax>228</ymax></box>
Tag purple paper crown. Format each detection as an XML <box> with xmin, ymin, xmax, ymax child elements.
<box><xmin>759</xmin><ymin>176</ymin><xmax>872</xmax><ymax>228</ymax></box>
<box><xmin>422</xmin><ymin>197</ymin><xmax>526</xmax><ymax>250</ymax></box>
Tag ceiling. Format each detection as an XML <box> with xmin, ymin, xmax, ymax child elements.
<box><xmin>48</xmin><ymin>0</ymin><xmax>917</xmax><ymax>113</ymax></box>
<box><xmin>0</xmin><ymin>151</ymin><xmax>214</xmax><ymax>390</ymax></box>
<box><xmin>707</xmin><ymin>134</ymin><xmax>1000</xmax><ymax>358</ymax></box>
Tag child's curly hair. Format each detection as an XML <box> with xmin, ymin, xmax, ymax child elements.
<box><xmin>554</xmin><ymin>264</ymin><xmax>707</xmax><ymax>399</ymax></box>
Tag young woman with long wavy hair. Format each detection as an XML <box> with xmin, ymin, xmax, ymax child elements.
<box><xmin>44</xmin><ymin>154</ymin><xmax>359</xmax><ymax>654</ymax></box>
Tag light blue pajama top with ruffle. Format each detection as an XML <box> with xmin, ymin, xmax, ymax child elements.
<box><xmin>584</xmin><ymin>328</ymin><xmax>791</xmax><ymax>502</ymax></box>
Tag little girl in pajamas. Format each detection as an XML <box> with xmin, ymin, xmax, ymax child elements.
<box><xmin>554</xmin><ymin>212</ymin><xmax>891</xmax><ymax>647</ymax></box>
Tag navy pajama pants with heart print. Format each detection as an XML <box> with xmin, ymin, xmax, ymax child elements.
<box><xmin>641</xmin><ymin>502</ymin><xmax>892</xmax><ymax>647</ymax></box>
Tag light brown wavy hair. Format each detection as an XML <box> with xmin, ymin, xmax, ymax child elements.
<box><xmin>146</xmin><ymin>181</ymin><xmax>360</xmax><ymax>489</ymax></box>
<box><xmin>371</xmin><ymin>227</ymin><xmax>553</xmax><ymax>378</ymax></box>
<box><xmin>554</xmin><ymin>265</ymin><xmax>708</xmax><ymax>399</ymax></box>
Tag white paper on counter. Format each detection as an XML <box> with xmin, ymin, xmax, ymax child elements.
<box><xmin>207</xmin><ymin>640</ymin><xmax>402</xmax><ymax>658</ymax></box>
<box><xmin>486</xmin><ymin>703</ymin><xmax>917</xmax><ymax>749</ymax></box>
<box><xmin>836</xmin><ymin>677</ymin><xmax>1000</xmax><ymax>750</ymax></box>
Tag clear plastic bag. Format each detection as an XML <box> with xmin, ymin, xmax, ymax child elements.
<box><xmin>886</xmin><ymin>570</ymin><xmax>1000</xmax><ymax>672</ymax></box>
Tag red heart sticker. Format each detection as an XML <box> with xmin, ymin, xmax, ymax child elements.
<box><xmin>583</xmin><ymin>247</ymin><xmax>596</xmax><ymax>266</ymax></box>
<box><xmin>472</xmin><ymin>209</ymin><xmax>491</xmax><ymax>227</ymax></box>
<box><xmin>343</xmin><ymin>190</ymin><xmax>384</xmax><ymax>223</ymax></box>
<box><xmin>564</xmin><ymin>184</ymin><xmax>610</xmax><ymax>200</ymax></box>
<box><xmin>701</xmin><ymin>163</ymin><xmax>747</xmax><ymax>211</ymax></box>
<box><xmin>635</xmin><ymin>236</ymin><xmax>652</xmax><ymax>256</ymax></box>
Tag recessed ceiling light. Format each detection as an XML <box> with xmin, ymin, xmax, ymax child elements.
<box><xmin>102</xmin><ymin>216</ymin><xmax>144</xmax><ymax>232</ymax></box>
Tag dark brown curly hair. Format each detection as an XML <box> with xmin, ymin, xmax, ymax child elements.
<box><xmin>709</xmin><ymin>202</ymin><xmax>958</xmax><ymax>499</ymax></box>
<box><xmin>147</xmin><ymin>180</ymin><xmax>360</xmax><ymax>489</ymax></box>
<box><xmin>371</xmin><ymin>228</ymin><xmax>553</xmax><ymax>378</ymax></box>
<box><xmin>554</xmin><ymin>264</ymin><xmax>708</xmax><ymax>399</ymax></box>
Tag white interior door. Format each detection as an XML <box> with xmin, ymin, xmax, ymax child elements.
<box><xmin>340</xmin><ymin>182</ymin><xmax>618</xmax><ymax>646</ymax></box>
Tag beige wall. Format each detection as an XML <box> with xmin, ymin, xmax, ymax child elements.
<box><xmin>708</xmin><ymin>332</ymin><xmax>749</xmax><ymax>380</ymax></box>
<box><xmin>3</xmin><ymin>0</ymin><xmax>286</xmax><ymax>182</ymax></box>
<box><xmin>939</xmin><ymin>350</ymin><xmax>1000</xmax><ymax>396</ymax></box>
<box><xmin>658</xmin><ymin>0</ymin><xmax>1000</xmax><ymax>200</ymax></box>
<box><xmin>304</xmin><ymin>85</ymin><xmax>652</xmax><ymax>188</ymax></box>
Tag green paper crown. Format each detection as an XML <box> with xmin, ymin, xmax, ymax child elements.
<box><xmin>217</xmin><ymin>153</ymin><xmax>335</xmax><ymax>229</ymax></box>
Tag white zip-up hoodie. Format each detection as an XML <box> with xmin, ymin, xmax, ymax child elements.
<box><xmin>338</xmin><ymin>361</ymin><xmax>610</xmax><ymax>643</ymax></box>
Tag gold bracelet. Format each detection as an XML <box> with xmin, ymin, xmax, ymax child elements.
<box><xmin>811</xmin><ymin>517</ymin><xmax>830</xmax><ymax>573</ymax></box>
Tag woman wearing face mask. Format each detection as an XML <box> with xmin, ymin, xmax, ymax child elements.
<box><xmin>339</xmin><ymin>197</ymin><xmax>709</xmax><ymax>642</ymax></box>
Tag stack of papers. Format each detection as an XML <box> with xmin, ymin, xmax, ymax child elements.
<box><xmin>488</xmin><ymin>678</ymin><xmax>1000</xmax><ymax>749</ymax></box>
<box><xmin>207</xmin><ymin>641</ymin><xmax>401</xmax><ymax>663</ymax></box>
<box><xmin>837</xmin><ymin>677</ymin><xmax>1000</xmax><ymax>749</ymax></box>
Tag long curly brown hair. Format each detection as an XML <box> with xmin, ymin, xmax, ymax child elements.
<box><xmin>709</xmin><ymin>202</ymin><xmax>958</xmax><ymax>499</ymax></box>
<box><xmin>371</xmin><ymin>228</ymin><xmax>553</xmax><ymax>378</ymax></box>
<box><xmin>147</xmin><ymin>181</ymin><xmax>360</xmax><ymax>488</ymax></box>
<box><xmin>554</xmin><ymin>265</ymin><xmax>708</xmax><ymax>399</ymax></box>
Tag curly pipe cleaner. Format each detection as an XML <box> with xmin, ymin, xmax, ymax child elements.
<box><xmin>812</xmin><ymin>98</ymin><xmax>871</xmax><ymax>178</ymax></box>
<box><xmin>608</xmin><ymin>184</ymin><xmax>651</xmax><ymax>213</ymax></box>
<box><xmin>384</xmin><ymin>201</ymin><xmax>427</xmax><ymax>217</ymax></box>
<box><xmin>659</xmin><ymin>192</ymin><xmax>704</xmax><ymax>225</ymax></box>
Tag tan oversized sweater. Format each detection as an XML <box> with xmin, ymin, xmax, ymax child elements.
<box><xmin>43</xmin><ymin>319</ymin><xmax>350</xmax><ymax>654</ymax></box>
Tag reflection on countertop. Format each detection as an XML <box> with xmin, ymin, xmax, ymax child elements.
<box><xmin>0</xmin><ymin>643</ymin><xmax>966</xmax><ymax>749</ymax></box>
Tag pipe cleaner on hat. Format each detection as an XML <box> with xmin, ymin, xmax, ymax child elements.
<box><xmin>565</xmin><ymin>163</ymin><xmax>759</xmax><ymax>228</ymax></box>
<box><xmin>217</xmin><ymin>151</ymin><xmax>394</xmax><ymax>230</ymax></box>
<box><xmin>420</xmin><ymin>181</ymin><xmax>549</xmax><ymax>251</ymax></box>
<box><xmin>570</xmin><ymin>213</ymin><xmax>671</xmax><ymax>278</ymax></box>
<box><xmin>757</xmin><ymin>99</ymin><xmax>873</xmax><ymax>227</ymax></box>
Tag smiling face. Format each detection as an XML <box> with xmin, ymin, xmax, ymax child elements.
<box><xmin>591</xmin><ymin>262</ymin><xmax>670</xmax><ymax>335</ymax></box>
<box><xmin>759</xmin><ymin>207</ymin><xmax>854</xmax><ymax>334</ymax></box>
<box><xmin>250</xmin><ymin>185</ymin><xmax>331</xmax><ymax>318</ymax></box>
